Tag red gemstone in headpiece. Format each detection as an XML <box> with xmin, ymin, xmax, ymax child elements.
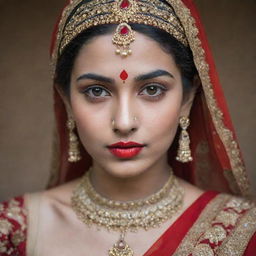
<box><xmin>120</xmin><ymin>70</ymin><xmax>128</xmax><ymax>81</ymax></box>
<box><xmin>120</xmin><ymin>26</ymin><xmax>129</xmax><ymax>35</ymax></box>
<box><xmin>120</xmin><ymin>0</ymin><xmax>130</xmax><ymax>9</ymax></box>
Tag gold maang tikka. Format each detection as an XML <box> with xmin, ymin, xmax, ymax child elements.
<box><xmin>112</xmin><ymin>0</ymin><xmax>138</xmax><ymax>57</ymax></box>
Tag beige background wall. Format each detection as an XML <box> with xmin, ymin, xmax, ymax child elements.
<box><xmin>0</xmin><ymin>0</ymin><xmax>255</xmax><ymax>201</ymax></box>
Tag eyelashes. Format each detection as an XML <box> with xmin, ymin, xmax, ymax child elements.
<box><xmin>80</xmin><ymin>84</ymin><xmax>169</xmax><ymax>102</ymax></box>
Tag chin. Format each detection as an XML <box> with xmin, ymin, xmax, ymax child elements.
<box><xmin>95</xmin><ymin>159</ymin><xmax>153</xmax><ymax>180</ymax></box>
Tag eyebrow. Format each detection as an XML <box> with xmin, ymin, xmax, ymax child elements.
<box><xmin>76</xmin><ymin>73</ymin><xmax>114</xmax><ymax>84</ymax></box>
<box><xmin>135</xmin><ymin>69</ymin><xmax>174</xmax><ymax>81</ymax></box>
<box><xmin>76</xmin><ymin>69</ymin><xmax>174</xmax><ymax>84</ymax></box>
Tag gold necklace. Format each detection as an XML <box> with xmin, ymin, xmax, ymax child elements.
<box><xmin>71</xmin><ymin>167</ymin><xmax>184</xmax><ymax>256</ymax></box>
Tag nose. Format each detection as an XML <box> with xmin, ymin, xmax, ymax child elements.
<box><xmin>111</xmin><ymin>97</ymin><xmax>138</xmax><ymax>136</ymax></box>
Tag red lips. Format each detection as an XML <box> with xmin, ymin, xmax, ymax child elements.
<box><xmin>107</xmin><ymin>141</ymin><xmax>145</xmax><ymax>158</ymax></box>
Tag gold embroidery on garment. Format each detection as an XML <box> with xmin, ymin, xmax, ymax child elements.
<box><xmin>166</xmin><ymin>0</ymin><xmax>250</xmax><ymax>195</ymax></box>
<box><xmin>213</xmin><ymin>211</ymin><xmax>240</xmax><ymax>227</ymax></box>
<box><xmin>0</xmin><ymin>199</ymin><xmax>27</xmax><ymax>254</ymax></box>
<box><xmin>11</xmin><ymin>230</ymin><xmax>26</xmax><ymax>247</ymax></box>
<box><xmin>173</xmin><ymin>194</ymin><xmax>256</xmax><ymax>256</ymax></box>
<box><xmin>0</xmin><ymin>240</ymin><xmax>8</xmax><ymax>253</ymax></box>
<box><xmin>0</xmin><ymin>219</ymin><xmax>12</xmax><ymax>235</ymax></box>
<box><xmin>226</xmin><ymin>197</ymin><xmax>252</xmax><ymax>212</ymax></box>
<box><xmin>217</xmin><ymin>207</ymin><xmax>256</xmax><ymax>255</ymax></box>
<box><xmin>173</xmin><ymin>194</ymin><xmax>230</xmax><ymax>256</ymax></box>
<box><xmin>201</xmin><ymin>225</ymin><xmax>227</xmax><ymax>245</ymax></box>
<box><xmin>192</xmin><ymin>243</ymin><xmax>214</xmax><ymax>256</ymax></box>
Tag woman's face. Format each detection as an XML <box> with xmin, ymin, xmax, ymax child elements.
<box><xmin>69</xmin><ymin>32</ymin><xmax>189</xmax><ymax>178</ymax></box>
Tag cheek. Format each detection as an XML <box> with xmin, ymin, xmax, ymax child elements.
<box><xmin>142</xmin><ymin>89</ymin><xmax>182</xmax><ymax>150</ymax></box>
<box><xmin>70</xmin><ymin>93</ymin><xmax>109</xmax><ymax>151</ymax></box>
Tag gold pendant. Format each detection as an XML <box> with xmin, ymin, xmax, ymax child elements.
<box><xmin>108</xmin><ymin>234</ymin><xmax>134</xmax><ymax>256</ymax></box>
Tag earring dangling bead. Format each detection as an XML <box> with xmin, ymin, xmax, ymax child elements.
<box><xmin>176</xmin><ymin>116</ymin><xmax>193</xmax><ymax>163</ymax></box>
<box><xmin>67</xmin><ymin>118</ymin><xmax>81</xmax><ymax>162</ymax></box>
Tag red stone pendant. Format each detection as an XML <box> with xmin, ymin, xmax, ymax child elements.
<box><xmin>120</xmin><ymin>70</ymin><xmax>129</xmax><ymax>82</ymax></box>
<box><xmin>120</xmin><ymin>25</ymin><xmax>129</xmax><ymax>35</ymax></box>
<box><xmin>120</xmin><ymin>0</ymin><xmax>130</xmax><ymax>9</ymax></box>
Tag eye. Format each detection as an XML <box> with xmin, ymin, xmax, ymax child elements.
<box><xmin>139</xmin><ymin>84</ymin><xmax>167</xmax><ymax>97</ymax></box>
<box><xmin>83</xmin><ymin>86</ymin><xmax>111</xmax><ymax>98</ymax></box>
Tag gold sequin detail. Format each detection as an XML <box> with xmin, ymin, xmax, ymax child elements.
<box><xmin>192</xmin><ymin>244</ymin><xmax>214</xmax><ymax>256</ymax></box>
<box><xmin>11</xmin><ymin>230</ymin><xmax>26</xmax><ymax>247</ymax></box>
<box><xmin>0</xmin><ymin>198</ymin><xmax>27</xmax><ymax>255</ymax></box>
<box><xmin>173</xmin><ymin>194</ymin><xmax>256</xmax><ymax>256</ymax></box>
<box><xmin>201</xmin><ymin>225</ymin><xmax>227</xmax><ymax>244</ymax></box>
<box><xmin>213</xmin><ymin>211</ymin><xmax>239</xmax><ymax>227</ymax></box>
<box><xmin>0</xmin><ymin>220</ymin><xmax>12</xmax><ymax>236</ymax></box>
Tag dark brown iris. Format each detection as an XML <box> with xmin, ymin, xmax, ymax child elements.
<box><xmin>92</xmin><ymin>88</ymin><xmax>103</xmax><ymax>96</ymax></box>
<box><xmin>146</xmin><ymin>86</ymin><xmax>158</xmax><ymax>95</ymax></box>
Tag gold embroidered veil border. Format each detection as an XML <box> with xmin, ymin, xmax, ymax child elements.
<box><xmin>166</xmin><ymin>0</ymin><xmax>250</xmax><ymax>195</ymax></box>
<box><xmin>48</xmin><ymin>0</ymin><xmax>251</xmax><ymax>196</ymax></box>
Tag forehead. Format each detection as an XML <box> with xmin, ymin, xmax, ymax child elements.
<box><xmin>72</xmin><ymin>32</ymin><xmax>180</xmax><ymax>77</ymax></box>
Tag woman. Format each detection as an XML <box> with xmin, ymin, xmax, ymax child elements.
<box><xmin>0</xmin><ymin>0</ymin><xmax>255</xmax><ymax>255</ymax></box>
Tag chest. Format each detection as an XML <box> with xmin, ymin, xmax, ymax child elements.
<box><xmin>26</xmin><ymin>203</ymin><xmax>177</xmax><ymax>256</ymax></box>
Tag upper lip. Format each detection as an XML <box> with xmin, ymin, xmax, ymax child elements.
<box><xmin>108</xmin><ymin>141</ymin><xmax>145</xmax><ymax>148</ymax></box>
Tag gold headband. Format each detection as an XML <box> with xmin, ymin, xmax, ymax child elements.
<box><xmin>56</xmin><ymin>0</ymin><xmax>188</xmax><ymax>59</ymax></box>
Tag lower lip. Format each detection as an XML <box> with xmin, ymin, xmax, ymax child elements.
<box><xmin>108</xmin><ymin>147</ymin><xmax>144</xmax><ymax>159</ymax></box>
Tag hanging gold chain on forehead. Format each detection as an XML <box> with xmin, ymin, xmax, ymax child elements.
<box><xmin>54</xmin><ymin>0</ymin><xmax>188</xmax><ymax>61</ymax></box>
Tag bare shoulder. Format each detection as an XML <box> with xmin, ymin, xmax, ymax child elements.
<box><xmin>38</xmin><ymin>179</ymin><xmax>80</xmax><ymax>217</ymax></box>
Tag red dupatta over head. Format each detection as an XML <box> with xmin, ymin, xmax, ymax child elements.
<box><xmin>48</xmin><ymin>0</ymin><xmax>251</xmax><ymax>196</ymax></box>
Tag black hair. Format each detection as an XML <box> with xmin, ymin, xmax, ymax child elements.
<box><xmin>55</xmin><ymin>23</ymin><xmax>198</xmax><ymax>97</ymax></box>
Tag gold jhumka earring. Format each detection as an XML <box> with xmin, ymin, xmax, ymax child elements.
<box><xmin>67</xmin><ymin>118</ymin><xmax>81</xmax><ymax>162</ymax></box>
<box><xmin>176</xmin><ymin>116</ymin><xmax>193</xmax><ymax>163</ymax></box>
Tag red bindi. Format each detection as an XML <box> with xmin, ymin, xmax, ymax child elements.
<box><xmin>120</xmin><ymin>70</ymin><xmax>129</xmax><ymax>83</ymax></box>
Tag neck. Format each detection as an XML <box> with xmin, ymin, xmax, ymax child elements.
<box><xmin>90</xmin><ymin>158</ymin><xmax>171</xmax><ymax>201</ymax></box>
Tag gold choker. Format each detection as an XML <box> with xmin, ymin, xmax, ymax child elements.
<box><xmin>71</xmin><ymin>168</ymin><xmax>184</xmax><ymax>256</ymax></box>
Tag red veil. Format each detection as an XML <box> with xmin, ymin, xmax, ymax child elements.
<box><xmin>48</xmin><ymin>0</ymin><xmax>251</xmax><ymax>196</ymax></box>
